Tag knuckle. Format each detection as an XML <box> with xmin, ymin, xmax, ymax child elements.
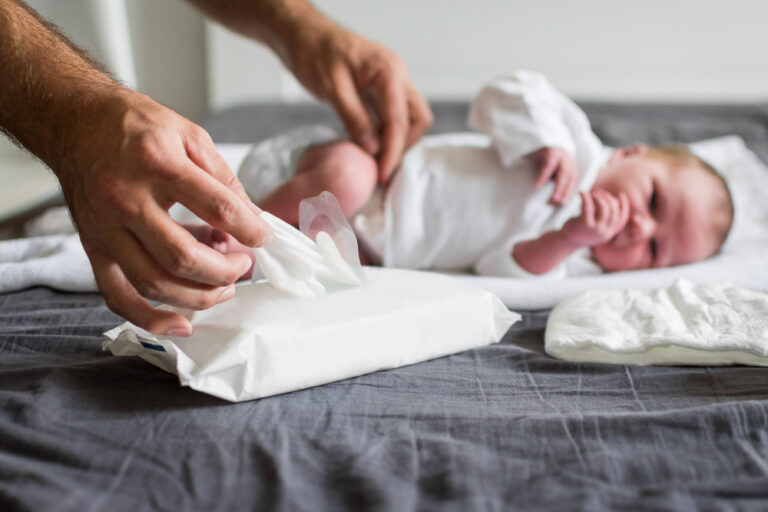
<box><xmin>102</xmin><ymin>293</ymin><xmax>127</xmax><ymax>317</ymax></box>
<box><xmin>134</xmin><ymin>130</ymin><xmax>165</xmax><ymax>163</ymax></box>
<box><xmin>388</xmin><ymin>116</ymin><xmax>408</xmax><ymax>134</ymax></box>
<box><xmin>132</xmin><ymin>132</ymin><xmax>176</xmax><ymax>178</ymax></box>
<box><xmin>166</xmin><ymin>240</ymin><xmax>197</xmax><ymax>276</ymax></box>
<box><xmin>344</xmin><ymin>115</ymin><xmax>369</xmax><ymax>139</ymax></box>
<box><xmin>329</xmin><ymin>61</ymin><xmax>349</xmax><ymax>82</ymax></box>
<box><xmin>189</xmin><ymin>290</ymin><xmax>220</xmax><ymax>311</ymax></box>
<box><xmin>188</xmin><ymin>124</ymin><xmax>210</xmax><ymax>142</ymax></box>
<box><xmin>386</xmin><ymin>52</ymin><xmax>406</xmax><ymax>72</ymax></box>
<box><xmin>99</xmin><ymin>179</ymin><xmax>140</xmax><ymax>218</ymax></box>
<box><xmin>226</xmin><ymin>176</ymin><xmax>247</xmax><ymax>198</ymax></box>
<box><xmin>415</xmin><ymin>107</ymin><xmax>434</xmax><ymax>130</ymax></box>
<box><xmin>133</xmin><ymin>277</ymin><xmax>162</xmax><ymax>302</ymax></box>
<box><xmin>211</xmin><ymin>197</ymin><xmax>239</xmax><ymax>225</ymax></box>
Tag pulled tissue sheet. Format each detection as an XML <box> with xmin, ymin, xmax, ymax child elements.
<box><xmin>253</xmin><ymin>211</ymin><xmax>363</xmax><ymax>299</ymax></box>
<box><xmin>104</xmin><ymin>267</ymin><xmax>519</xmax><ymax>401</ymax></box>
<box><xmin>545</xmin><ymin>279</ymin><xmax>768</xmax><ymax>366</ymax></box>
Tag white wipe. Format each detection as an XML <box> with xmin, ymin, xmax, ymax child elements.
<box><xmin>253</xmin><ymin>212</ymin><xmax>363</xmax><ymax>299</ymax></box>
<box><xmin>545</xmin><ymin>279</ymin><xmax>768</xmax><ymax>366</ymax></box>
<box><xmin>104</xmin><ymin>267</ymin><xmax>519</xmax><ymax>401</ymax></box>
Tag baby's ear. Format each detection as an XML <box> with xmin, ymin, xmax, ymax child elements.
<box><xmin>608</xmin><ymin>143</ymin><xmax>649</xmax><ymax>164</ymax></box>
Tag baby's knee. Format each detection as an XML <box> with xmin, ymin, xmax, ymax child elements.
<box><xmin>321</xmin><ymin>142</ymin><xmax>378</xmax><ymax>214</ymax></box>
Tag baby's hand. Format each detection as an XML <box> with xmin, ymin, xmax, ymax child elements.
<box><xmin>561</xmin><ymin>189</ymin><xmax>630</xmax><ymax>248</ymax></box>
<box><xmin>532</xmin><ymin>147</ymin><xmax>579</xmax><ymax>205</ymax></box>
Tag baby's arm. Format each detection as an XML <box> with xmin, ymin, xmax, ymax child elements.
<box><xmin>468</xmin><ymin>71</ymin><xmax>595</xmax><ymax>205</ymax></box>
<box><xmin>512</xmin><ymin>190</ymin><xmax>629</xmax><ymax>274</ymax></box>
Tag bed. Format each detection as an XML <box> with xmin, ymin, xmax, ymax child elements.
<box><xmin>2</xmin><ymin>101</ymin><xmax>768</xmax><ymax>511</ymax></box>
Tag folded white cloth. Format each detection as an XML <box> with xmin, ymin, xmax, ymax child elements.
<box><xmin>545</xmin><ymin>279</ymin><xmax>768</xmax><ymax>366</ymax></box>
<box><xmin>0</xmin><ymin>234</ymin><xmax>95</xmax><ymax>292</ymax></box>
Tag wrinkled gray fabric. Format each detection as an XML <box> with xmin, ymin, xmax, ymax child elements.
<box><xmin>2</xmin><ymin>101</ymin><xmax>768</xmax><ymax>511</ymax></box>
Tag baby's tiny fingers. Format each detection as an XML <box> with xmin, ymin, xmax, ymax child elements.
<box><xmin>562</xmin><ymin>165</ymin><xmax>578</xmax><ymax>202</ymax></box>
<box><xmin>592</xmin><ymin>190</ymin><xmax>610</xmax><ymax>221</ymax></box>
<box><xmin>580</xmin><ymin>191</ymin><xmax>594</xmax><ymax>222</ymax></box>
<box><xmin>550</xmin><ymin>171</ymin><xmax>567</xmax><ymax>204</ymax></box>
<box><xmin>536</xmin><ymin>150</ymin><xmax>558</xmax><ymax>189</ymax></box>
<box><xmin>616</xmin><ymin>192</ymin><xmax>631</xmax><ymax>229</ymax></box>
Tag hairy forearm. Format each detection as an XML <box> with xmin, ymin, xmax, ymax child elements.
<box><xmin>512</xmin><ymin>230</ymin><xmax>582</xmax><ymax>275</ymax></box>
<box><xmin>184</xmin><ymin>0</ymin><xmax>334</xmax><ymax>66</ymax></box>
<box><xmin>0</xmin><ymin>0</ymin><xmax>123</xmax><ymax>175</ymax></box>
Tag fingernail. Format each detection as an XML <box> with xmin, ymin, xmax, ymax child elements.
<box><xmin>258</xmin><ymin>230</ymin><xmax>273</xmax><ymax>246</ymax></box>
<box><xmin>218</xmin><ymin>285</ymin><xmax>235</xmax><ymax>304</ymax></box>
<box><xmin>167</xmin><ymin>326</ymin><xmax>192</xmax><ymax>337</ymax></box>
<box><xmin>360</xmin><ymin>134</ymin><xmax>379</xmax><ymax>154</ymax></box>
<box><xmin>235</xmin><ymin>254</ymin><xmax>252</xmax><ymax>274</ymax></box>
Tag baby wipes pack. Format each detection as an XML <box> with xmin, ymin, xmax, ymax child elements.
<box><xmin>104</xmin><ymin>194</ymin><xmax>519</xmax><ymax>401</ymax></box>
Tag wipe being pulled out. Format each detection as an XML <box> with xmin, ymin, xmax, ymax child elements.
<box><xmin>253</xmin><ymin>191</ymin><xmax>365</xmax><ymax>299</ymax></box>
<box><xmin>104</xmin><ymin>193</ymin><xmax>520</xmax><ymax>401</ymax></box>
<box><xmin>545</xmin><ymin>279</ymin><xmax>768</xmax><ymax>366</ymax></box>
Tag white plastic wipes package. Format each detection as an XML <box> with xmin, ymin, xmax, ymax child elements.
<box><xmin>103</xmin><ymin>193</ymin><xmax>519</xmax><ymax>401</ymax></box>
<box><xmin>104</xmin><ymin>267</ymin><xmax>518</xmax><ymax>401</ymax></box>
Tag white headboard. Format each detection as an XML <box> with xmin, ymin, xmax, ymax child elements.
<box><xmin>207</xmin><ymin>0</ymin><xmax>768</xmax><ymax>110</ymax></box>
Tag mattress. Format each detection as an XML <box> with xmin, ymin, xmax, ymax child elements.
<box><xmin>1</xmin><ymin>101</ymin><xmax>768</xmax><ymax>511</ymax></box>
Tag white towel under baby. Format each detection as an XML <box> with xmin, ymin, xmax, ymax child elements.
<box><xmin>545</xmin><ymin>279</ymin><xmax>768</xmax><ymax>366</ymax></box>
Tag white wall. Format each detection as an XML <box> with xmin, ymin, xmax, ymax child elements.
<box><xmin>208</xmin><ymin>0</ymin><xmax>768</xmax><ymax>109</ymax></box>
<box><xmin>0</xmin><ymin>0</ymin><xmax>207</xmax><ymax>158</ymax></box>
<box><xmin>5</xmin><ymin>0</ymin><xmax>768</xmax><ymax>133</ymax></box>
<box><xmin>15</xmin><ymin>0</ymin><xmax>207</xmax><ymax>118</ymax></box>
<box><xmin>125</xmin><ymin>0</ymin><xmax>207</xmax><ymax>120</ymax></box>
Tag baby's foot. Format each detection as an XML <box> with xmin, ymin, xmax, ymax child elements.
<box><xmin>185</xmin><ymin>224</ymin><xmax>256</xmax><ymax>280</ymax></box>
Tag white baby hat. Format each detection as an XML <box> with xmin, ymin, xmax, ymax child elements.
<box><xmin>687</xmin><ymin>135</ymin><xmax>768</xmax><ymax>253</ymax></box>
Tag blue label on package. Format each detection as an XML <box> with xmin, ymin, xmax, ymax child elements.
<box><xmin>139</xmin><ymin>341</ymin><xmax>167</xmax><ymax>352</ymax></box>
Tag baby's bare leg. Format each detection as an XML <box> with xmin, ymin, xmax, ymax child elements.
<box><xmin>258</xmin><ymin>141</ymin><xmax>378</xmax><ymax>225</ymax></box>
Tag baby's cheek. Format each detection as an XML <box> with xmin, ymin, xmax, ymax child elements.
<box><xmin>591</xmin><ymin>245</ymin><xmax>643</xmax><ymax>272</ymax></box>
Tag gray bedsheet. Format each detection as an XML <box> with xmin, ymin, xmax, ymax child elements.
<box><xmin>2</xmin><ymin>101</ymin><xmax>768</xmax><ymax>511</ymax></box>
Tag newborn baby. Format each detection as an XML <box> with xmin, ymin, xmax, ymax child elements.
<box><xmin>246</xmin><ymin>71</ymin><xmax>735</xmax><ymax>278</ymax></box>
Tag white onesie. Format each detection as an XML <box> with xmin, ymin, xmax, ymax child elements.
<box><xmin>354</xmin><ymin>70</ymin><xmax>608</xmax><ymax>278</ymax></box>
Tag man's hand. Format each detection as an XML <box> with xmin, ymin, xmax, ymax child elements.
<box><xmin>285</xmin><ymin>23</ymin><xmax>433</xmax><ymax>184</ymax></box>
<box><xmin>0</xmin><ymin>0</ymin><xmax>273</xmax><ymax>336</ymax></box>
<box><xmin>186</xmin><ymin>0</ymin><xmax>433</xmax><ymax>183</ymax></box>
<box><xmin>532</xmin><ymin>147</ymin><xmax>579</xmax><ymax>205</ymax></box>
<box><xmin>60</xmin><ymin>91</ymin><xmax>272</xmax><ymax>336</ymax></box>
<box><xmin>561</xmin><ymin>189</ymin><xmax>630</xmax><ymax>248</ymax></box>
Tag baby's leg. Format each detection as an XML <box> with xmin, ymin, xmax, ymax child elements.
<box><xmin>258</xmin><ymin>141</ymin><xmax>378</xmax><ymax>225</ymax></box>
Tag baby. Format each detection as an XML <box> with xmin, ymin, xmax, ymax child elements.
<box><xmin>243</xmin><ymin>71</ymin><xmax>734</xmax><ymax>278</ymax></box>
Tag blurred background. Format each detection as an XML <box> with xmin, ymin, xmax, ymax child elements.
<box><xmin>3</xmin><ymin>0</ymin><xmax>768</xmax><ymax>223</ymax></box>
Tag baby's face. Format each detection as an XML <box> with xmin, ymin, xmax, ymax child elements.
<box><xmin>590</xmin><ymin>151</ymin><xmax>726</xmax><ymax>271</ymax></box>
